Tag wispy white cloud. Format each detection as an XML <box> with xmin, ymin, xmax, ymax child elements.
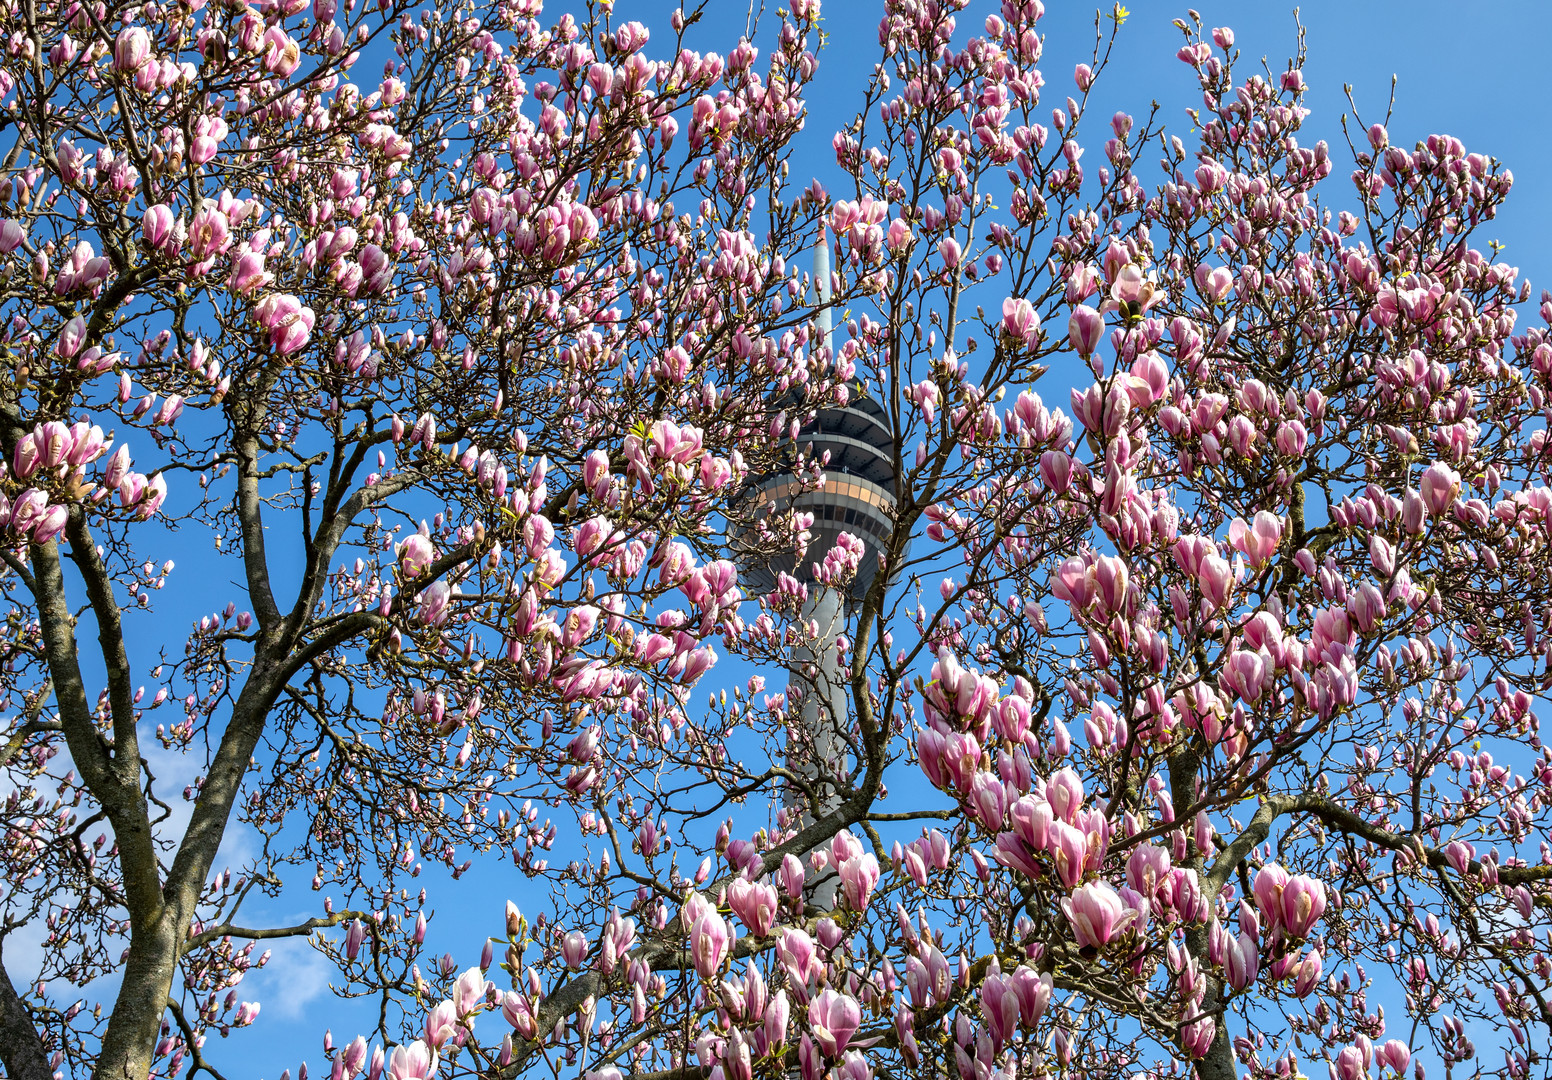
<box><xmin>246</xmin><ymin>931</ymin><xmax>334</xmax><ymax>1022</ymax></box>
<box><xmin>143</xmin><ymin>739</ymin><xmax>260</xmax><ymax>875</ymax></box>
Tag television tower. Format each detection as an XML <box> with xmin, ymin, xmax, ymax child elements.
<box><xmin>741</xmin><ymin>238</ymin><xmax>898</xmax><ymax>902</ymax></box>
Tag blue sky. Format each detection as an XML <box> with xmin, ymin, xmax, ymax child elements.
<box><xmin>170</xmin><ymin>1</ymin><xmax>1552</xmax><ymax>1075</ymax></box>
<box><xmin>791</xmin><ymin>0</ymin><xmax>1552</xmax><ymax>281</ymax></box>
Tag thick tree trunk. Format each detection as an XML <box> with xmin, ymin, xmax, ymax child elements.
<box><xmin>92</xmin><ymin>678</ymin><xmax>281</xmax><ymax>1079</ymax></box>
<box><xmin>0</xmin><ymin>955</ymin><xmax>54</xmax><ymax>1080</ymax></box>
<box><xmin>1168</xmin><ymin>742</ymin><xmax>1237</xmax><ymax>1080</ymax></box>
<box><xmin>1180</xmin><ymin>923</ymin><xmax>1238</xmax><ymax>1080</ymax></box>
<box><xmin>93</xmin><ymin>919</ymin><xmax>181</xmax><ymax>1080</ymax></box>
<box><xmin>1195</xmin><ymin>1035</ymin><xmax>1238</xmax><ymax>1080</ymax></box>
<box><xmin>85</xmin><ymin>405</ymin><xmax>327</xmax><ymax>1078</ymax></box>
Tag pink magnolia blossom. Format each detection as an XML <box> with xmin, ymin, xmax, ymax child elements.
<box><xmin>1001</xmin><ymin>297</ymin><xmax>1041</xmax><ymax>348</ymax></box>
<box><xmin>1228</xmin><ymin>511</ymin><xmax>1282</xmax><ymax>566</ymax></box>
<box><xmin>1107</xmin><ymin>263</ymin><xmax>1159</xmax><ymax>314</ymax></box>
<box><xmin>1061</xmin><ymin>881</ymin><xmax>1137</xmax><ymax>950</ymax></box>
<box><xmin>186</xmin><ymin>206</ymin><xmax>230</xmax><ymax>261</ymax></box>
<box><xmin>1182</xmin><ymin>1016</ymin><xmax>1216</xmax><ymax>1058</ymax></box>
<box><xmin>112</xmin><ymin>27</ymin><xmax>151</xmax><ymax>72</ymax></box>
<box><xmin>1046</xmin><ymin>767</ymin><xmax>1084</xmax><ymax>823</ymax></box>
<box><xmin>387</xmin><ymin>1040</ymin><xmax>437</xmax><ymax>1080</ymax></box>
<box><xmin>1333</xmin><ymin>1047</ymin><xmax>1366</xmax><ymax>1080</ymax></box>
<box><xmin>1378</xmin><ymin>1040</ymin><xmax>1411</xmax><ymax>1075</ymax></box>
<box><xmin>837</xmin><ymin>852</ymin><xmax>879</xmax><ymax>911</ymax></box>
<box><xmin>1125</xmin><ymin>844</ymin><xmax>1171</xmax><ymax>899</ymax></box>
<box><xmin>399</xmin><ymin>534</ymin><xmax>434</xmax><ymax>578</ymax></box>
<box><xmin>0</xmin><ymin>218</ymin><xmax>25</xmax><ymax>253</ymax></box>
<box><xmin>417</xmin><ymin>581</ymin><xmax>451</xmax><ymax>626</ymax></box>
<box><xmin>1252</xmin><ymin>864</ymin><xmax>1290</xmax><ymax>930</ymax></box>
<box><xmin>55</xmin><ymin>316</ymin><xmax>86</xmax><ymax>359</ymax></box>
<box><xmin>688</xmin><ymin>907</ymin><xmax>729</xmax><ymax>979</ymax></box>
<box><xmin>1225</xmin><ymin>931</ymin><xmax>1259</xmax><ymax>990</ymax></box>
<box><xmin>780</xmin><ymin>854</ymin><xmax>805</xmax><ymax>900</ymax></box>
<box><xmin>1047</xmin><ymin>820</ymin><xmax>1089</xmax><ymax>888</ymax></box>
<box><xmin>561</xmin><ymin>930</ymin><xmax>589</xmax><ymax>969</ymax></box>
<box><xmin>1294</xmin><ymin>948</ymin><xmax>1324</xmax><ymax>998</ymax></box>
<box><xmin>778</xmin><ymin>928</ymin><xmax>819</xmax><ymax>987</ymax></box>
<box><xmin>726</xmin><ymin>879</ymin><xmax>778</xmax><ymax>937</ymax></box>
<box><xmin>501</xmin><ymin>993</ymin><xmax>537</xmax><ymax>1040</ymax></box>
<box><xmin>1068</xmin><ymin>305</ymin><xmax>1104</xmax><ymax>355</ymax></box>
<box><xmin>228</xmin><ymin>250</ymin><xmax>270</xmax><ymax>297</ymax></box>
<box><xmin>980</xmin><ymin>973</ymin><xmax>1020</xmax><ymax>1049</ymax></box>
<box><xmin>423</xmin><ymin>1000</ymin><xmax>456</xmax><ymax>1048</ymax></box>
<box><xmin>339</xmin><ymin>1036</ymin><xmax>368</xmax><ymax>1078</ymax></box>
<box><xmin>1281</xmin><ymin>876</ymin><xmax>1327</xmax><ymax>937</ymax></box>
<box><xmin>1420</xmin><ymin>461</ymin><xmax>1461</xmax><ymax>514</ymax></box>
<box><xmin>806</xmin><ymin>989</ymin><xmax>861</xmax><ymax>1058</ymax></box>
<box><xmin>253</xmin><ymin>293</ymin><xmax>316</xmax><ymax>355</ymax></box>
<box><xmin>344</xmin><ymin>920</ymin><xmax>365</xmax><ymax>960</ymax></box>
<box><xmin>1220</xmin><ymin>649</ymin><xmax>1268</xmax><ymax>704</ymax></box>
<box><xmin>137</xmin><ymin>473</ymin><xmax>169</xmax><ymax>519</ymax></box>
<box><xmin>31</xmin><ymin>505</ymin><xmax>68</xmax><ymax>545</ymax></box>
<box><xmin>1195</xmin><ymin>553</ymin><xmax>1234</xmax><ymax>610</ymax></box>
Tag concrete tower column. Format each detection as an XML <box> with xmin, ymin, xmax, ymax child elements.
<box><xmin>739</xmin><ymin>237</ymin><xmax>901</xmax><ymax>911</ymax></box>
<box><xmin>783</xmin><ymin>240</ymin><xmax>847</xmax><ymax>908</ymax></box>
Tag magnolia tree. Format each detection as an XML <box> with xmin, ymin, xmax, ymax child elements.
<box><xmin>1</xmin><ymin>0</ymin><xmax>1551</xmax><ymax>1078</ymax></box>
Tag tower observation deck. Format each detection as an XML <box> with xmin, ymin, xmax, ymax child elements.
<box><xmin>739</xmin><ymin>238</ymin><xmax>900</xmax><ymax>604</ymax></box>
<box><xmin>738</xmin><ymin>393</ymin><xmax>898</xmax><ymax>603</ymax></box>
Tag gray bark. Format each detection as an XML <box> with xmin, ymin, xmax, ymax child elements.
<box><xmin>1168</xmin><ymin>742</ymin><xmax>1238</xmax><ymax>1080</ymax></box>
<box><xmin>0</xmin><ymin>954</ymin><xmax>53</xmax><ymax>1080</ymax></box>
